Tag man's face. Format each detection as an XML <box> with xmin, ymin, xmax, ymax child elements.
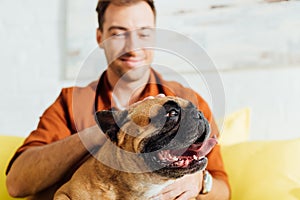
<box><xmin>97</xmin><ymin>1</ymin><xmax>155</xmax><ymax>82</ymax></box>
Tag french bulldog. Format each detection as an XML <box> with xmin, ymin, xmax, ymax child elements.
<box><xmin>54</xmin><ymin>96</ymin><xmax>217</xmax><ymax>200</ymax></box>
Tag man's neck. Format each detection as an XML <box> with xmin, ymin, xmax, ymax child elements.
<box><xmin>106</xmin><ymin>68</ymin><xmax>151</xmax><ymax>109</ymax></box>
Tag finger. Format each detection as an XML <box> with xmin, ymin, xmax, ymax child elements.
<box><xmin>133</xmin><ymin>95</ymin><xmax>164</xmax><ymax>108</ymax></box>
<box><xmin>149</xmin><ymin>194</ymin><xmax>163</xmax><ymax>200</ymax></box>
<box><xmin>149</xmin><ymin>189</ymin><xmax>178</xmax><ymax>200</ymax></box>
<box><xmin>159</xmin><ymin>179</ymin><xmax>182</xmax><ymax>194</ymax></box>
<box><xmin>144</xmin><ymin>95</ymin><xmax>155</xmax><ymax>100</ymax></box>
<box><xmin>131</xmin><ymin>96</ymin><xmax>154</xmax><ymax>107</ymax></box>
<box><xmin>78</xmin><ymin>126</ymin><xmax>107</xmax><ymax>148</ymax></box>
<box><xmin>156</xmin><ymin>93</ymin><xmax>166</xmax><ymax>98</ymax></box>
<box><xmin>159</xmin><ymin>184</ymin><xmax>176</xmax><ymax>194</ymax></box>
<box><xmin>160</xmin><ymin>189</ymin><xmax>183</xmax><ymax>200</ymax></box>
<box><xmin>174</xmin><ymin>192</ymin><xmax>192</xmax><ymax>200</ymax></box>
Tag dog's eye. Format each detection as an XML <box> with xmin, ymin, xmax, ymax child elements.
<box><xmin>165</xmin><ymin>109</ymin><xmax>178</xmax><ymax>118</ymax></box>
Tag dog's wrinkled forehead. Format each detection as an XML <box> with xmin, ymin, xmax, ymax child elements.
<box><xmin>128</xmin><ymin>96</ymin><xmax>190</xmax><ymax>117</ymax></box>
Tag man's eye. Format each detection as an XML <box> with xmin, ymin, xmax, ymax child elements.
<box><xmin>138</xmin><ymin>33</ymin><xmax>150</xmax><ymax>38</ymax></box>
<box><xmin>138</xmin><ymin>29</ymin><xmax>154</xmax><ymax>39</ymax></box>
<box><xmin>112</xmin><ymin>32</ymin><xmax>126</xmax><ymax>39</ymax></box>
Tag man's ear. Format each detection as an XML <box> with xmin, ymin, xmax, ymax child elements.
<box><xmin>95</xmin><ymin>110</ymin><xmax>128</xmax><ymax>143</ymax></box>
<box><xmin>96</xmin><ymin>28</ymin><xmax>104</xmax><ymax>48</ymax></box>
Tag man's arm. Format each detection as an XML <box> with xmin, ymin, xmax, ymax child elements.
<box><xmin>6</xmin><ymin>126</ymin><xmax>105</xmax><ymax>197</ymax></box>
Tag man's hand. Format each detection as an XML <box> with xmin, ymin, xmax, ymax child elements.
<box><xmin>150</xmin><ymin>171</ymin><xmax>203</xmax><ymax>200</ymax></box>
<box><xmin>78</xmin><ymin>125</ymin><xmax>107</xmax><ymax>150</ymax></box>
<box><xmin>132</xmin><ymin>93</ymin><xmax>166</xmax><ymax>107</ymax></box>
<box><xmin>80</xmin><ymin>94</ymin><xmax>166</xmax><ymax>150</ymax></box>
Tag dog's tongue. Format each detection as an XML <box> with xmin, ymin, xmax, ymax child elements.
<box><xmin>169</xmin><ymin>137</ymin><xmax>218</xmax><ymax>158</ymax></box>
<box><xmin>189</xmin><ymin>137</ymin><xmax>218</xmax><ymax>157</ymax></box>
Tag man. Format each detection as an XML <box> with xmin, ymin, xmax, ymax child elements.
<box><xmin>6</xmin><ymin>0</ymin><xmax>230</xmax><ymax>199</ymax></box>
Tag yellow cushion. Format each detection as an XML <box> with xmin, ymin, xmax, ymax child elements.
<box><xmin>0</xmin><ymin>135</ymin><xmax>25</xmax><ymax>200</ymax></box>
<box><xmin>221</xmin><ymin>138</ymin><xmax>300</xmax><ymax>200</ymax></box>
<box><xmin>219</xmin><ymin>108</ymin><xmax>250</xmax><ymax>145</ymax></box>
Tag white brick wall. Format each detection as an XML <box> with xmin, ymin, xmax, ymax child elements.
<box><xmin>155</xmin><ymin>0</ymin><xmax>300</xmax><ymax>140</ymax></box>
<box><xmin>220</xmin><ymin>67</ymin><xmax>300</xmax><ymax>140</ymax></box>
<box><xmin>0</xmin><ymin>0</ymin><xmax>299</xmax><ymax>141</ymax></box>
<box><xmin>0</xmin><ymin>0</ymin><xmax>64</xmax><ymax>136</ymax></box>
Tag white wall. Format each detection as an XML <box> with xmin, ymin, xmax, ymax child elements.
<box><xmin>0</xmin><ymin>0</ymin><xmax>65</xmax><ymax>136</ymax></box>
<box><xmin>0</xmin><ymin>0</ymin><xmax>299</xmax><ymax>141</ymax></box>
<box><xmin>220</xmin><ymin>67</ymin><xmax>300</xmax><ymax>140</ymax></box>
<box><xmin>154</xmin><ymin>0</ymin><xmax>300</xmax><ymax>140</ymax></box>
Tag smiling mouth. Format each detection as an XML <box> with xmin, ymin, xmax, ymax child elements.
<box><xmin>120</xmin><ymin>57</ymin><xmax>144</xmax><ymax>67</ymax></box>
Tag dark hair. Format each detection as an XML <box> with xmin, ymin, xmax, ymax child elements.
<box><xmin>96</xmin><ymin>0</ymin><xmax>156</xmax><ymax>31</ymax></box>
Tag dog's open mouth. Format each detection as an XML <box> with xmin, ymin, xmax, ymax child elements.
<box><xmin>155</xmin><ymin>137</ymin><xmax>217</xmax><ymax>168</ymax></box>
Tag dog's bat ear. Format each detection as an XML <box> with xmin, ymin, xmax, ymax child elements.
<box><xmin>95</xmin><ymin>110</ymin><xmax>128</xmax><ymax>143</ymax></box>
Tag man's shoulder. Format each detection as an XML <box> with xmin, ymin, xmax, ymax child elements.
<box><xmin>162</xmin><ymin>79</ymin><xmax>192</xmax><ymax>92</ymax></box>
<box><xmin>152</xmin><ymin>70</ymin><xmax>196</xmax><ymax>96</ymax></box>
<box><xmin>160</xmin><ymin>78</ymin><xmax>199</xmax><ymax>99</ymax></box>
<box><xmin>60</xmin><ymin>81</ymin><xmax>98</xmax><ymax>98</ymax></box>
<box><xmin>155</xmin><ymin>72</ymin><xmax>211</xmax><ymax>120</ymax></box>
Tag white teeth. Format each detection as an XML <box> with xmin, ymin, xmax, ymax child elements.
<box><xmin>197</xmin><ymin>156</ymin><xmax>204</xmax><ymax>161</ymax></box>
<box><xmin>192</xmin><ymin>155</ymin><xmax>204</xmax><ymax>161</ymax></box>
<box><xmin>170</xmin><ymin>155</ymin><xmax>178</xmax><ymax>161</ymax></box>
<box><xmin>178</xmin><ymin>160</ymin><xmax>184</xmax><ymax>165</ymax></box>
<box><xmin>173</xmin><ymin>156</ymin><xmax>178</xmax><ymax>161</ymax></box>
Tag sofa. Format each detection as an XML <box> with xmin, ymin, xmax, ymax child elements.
<box><xmin>219</xmin><ymin>108</ymin><xmax>300</xmax><ymax>200</ymax></box>
<box><xmin>1</xmin><ymin>135</ymin><xmax>25</xmax><ymax>200</ymax></box>
<box><xmin>1</xmin><ymin>110</ymin><xmax>300</xmax><ymax>200</ymax></box>
<box><xmin>221</xmin><ymin>138</ymin><xmax>300</xmax><ymax>199</ymax></box>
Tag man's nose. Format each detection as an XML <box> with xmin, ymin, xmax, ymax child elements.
<box><xmin>124</xmin><ymin>32</ymin><xmax>141</xmax><ymax>54</ymax></box>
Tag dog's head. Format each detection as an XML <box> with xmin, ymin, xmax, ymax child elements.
<box><xmin>95</xmin><ymin>96</ymin><xmax>217</xmax><ymax>178</ymax></box>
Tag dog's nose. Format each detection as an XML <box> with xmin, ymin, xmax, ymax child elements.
<box><xmin>191</xmin><ymin>110</ymin><xmax>201</xmax><ymax>119</ymax></box>
<box><xmin>198</xmin><ymin>111</ymin><xmax>205</xmax><ymax>120</ymax></box>
<box><xmin>191</xmin><ymin>110</ymin><xmax>203</xmax><ymax>120</ymax></box>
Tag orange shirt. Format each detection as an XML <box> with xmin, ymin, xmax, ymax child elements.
<box><xmin>7</xmin><ymin>69</ymin><xmax>229</xmax><ymax>189</ymax></box>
